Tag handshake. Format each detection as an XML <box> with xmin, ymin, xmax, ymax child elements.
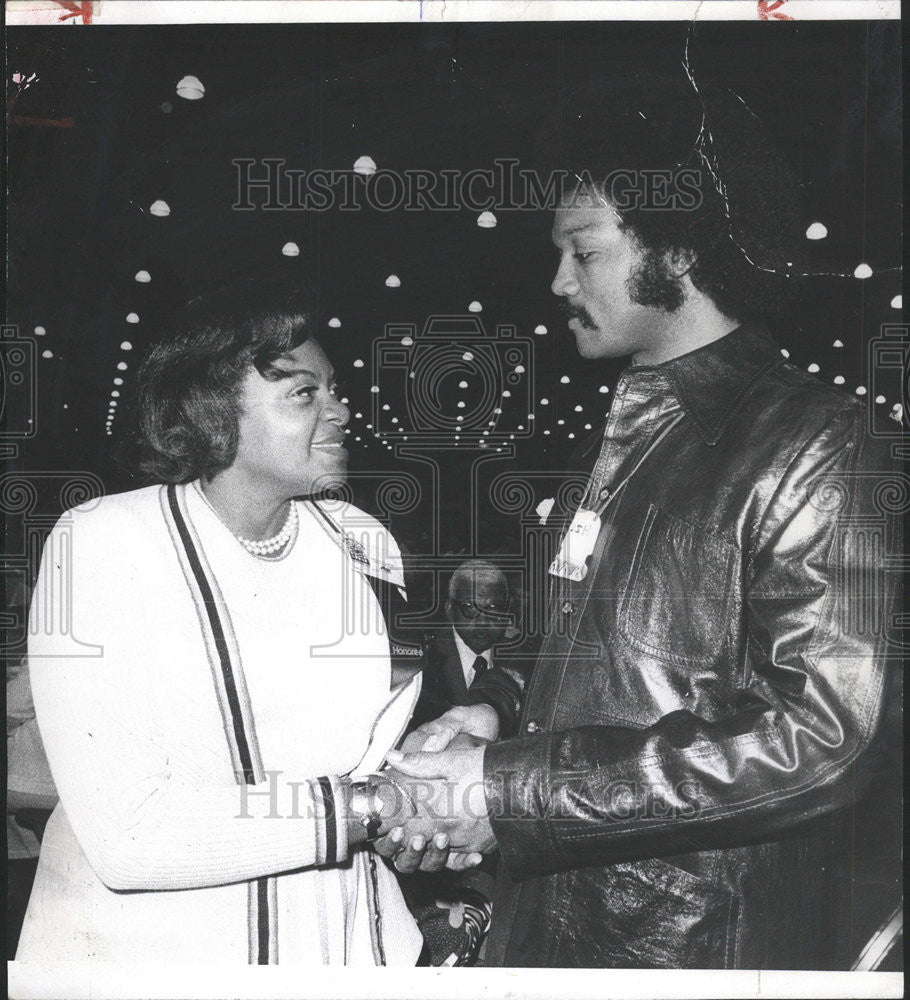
<box><xmin>345</xmin><ymin>703</ymin><xmax>500</xmax><ymax>873</ymax></box>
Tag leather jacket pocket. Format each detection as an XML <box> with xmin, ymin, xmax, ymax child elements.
<box><xmin>618</xmin><ymin>504</ymin><xmax>737</xmax><ymax>667</ymax></box>
<box><xmin>550</xmin><ymin>857</ymin><xmax>740</xmax><ymax>968</ymax></box>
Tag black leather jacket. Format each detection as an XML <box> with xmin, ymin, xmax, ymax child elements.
<box><xmin>483</xmin><ymin>322</ymin><xmax>902</xmax><ymax>968</ymax></box>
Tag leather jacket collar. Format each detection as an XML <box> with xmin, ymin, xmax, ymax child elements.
<box><xmin>624</xmin><ymin>320</ymin><xmax>784</xmax><ymax>446</ymax></box>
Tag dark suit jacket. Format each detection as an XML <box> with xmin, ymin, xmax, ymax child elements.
<box><xmin>410</xmin><ymin>626</ymin><xmax>524</xmax><ymax>737</ymax></box>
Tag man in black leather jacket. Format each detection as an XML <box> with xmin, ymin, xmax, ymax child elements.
<box><xmin>380</xmin><ymin>93</ymin><xmax>902</xmax><ymax>969</ymax></box>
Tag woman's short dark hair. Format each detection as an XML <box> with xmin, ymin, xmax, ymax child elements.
<box><xmin>134</xmin><ymin>288</ymin><xmax>311</xmax><ymax>483</ymax></box>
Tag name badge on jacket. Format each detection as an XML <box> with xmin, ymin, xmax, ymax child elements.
<box><xmin>549</xmin><ymin>508</ymin><xmax>601</xmax><ymax>581</ymax></box>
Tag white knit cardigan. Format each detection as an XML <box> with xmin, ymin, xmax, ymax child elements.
<box><xmin>18</xmin><ymin>484</ymin><xmax>422</xmax><ymax>965</ymax></box>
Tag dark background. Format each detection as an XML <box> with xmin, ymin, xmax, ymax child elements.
<box><xmin>5</xmin><ymin>21</ymin><xmax>903</xmax><ymax>546</ymax></box>
<box><xmin>4</xmin><ymin>19</ymin><xmax>904</xmax><ymax>968</ymax></box>
<box><xmin>5</xmin><ymin>14</ymin><xmax>904</xmax><ymax>658</ymax></box>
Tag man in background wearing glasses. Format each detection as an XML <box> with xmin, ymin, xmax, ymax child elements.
<box><xmin>396</xmin><ymin>559</ymin><xmax>523</xmax><ymax>966</ymax></box>
<box><xmin>410</xmin><ymin>560</ymin><xmax>522</xmax><ymax>736</ymax></box>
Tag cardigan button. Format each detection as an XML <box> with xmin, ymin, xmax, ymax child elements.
<box><xmin>526</xmin><ymin>720</ymin><xmax>540</xmax><ymax>733</ymax></box>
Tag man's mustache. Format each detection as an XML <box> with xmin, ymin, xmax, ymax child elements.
<box><xmin>559</xmin><ymin>299</ymin><xmax>597</xmax><ymax>330</ymax></box>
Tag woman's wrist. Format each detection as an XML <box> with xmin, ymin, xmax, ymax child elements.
<box><xmin>375</xmin><ymin>772</ymin><xmax>418</xmax><ymax>837</ymax></box>
<box><xmin>341</xmin><ymin>774</ymin><xmax>413</xmax><ymax>845</ymax></box>
<box><xmin>340</xmin><ymin>777</ymin><xmax>375</xmax><ymax>846</ymax></box>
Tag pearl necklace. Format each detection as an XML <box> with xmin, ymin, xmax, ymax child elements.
<box><xmin>235</xmin><ymin>501</ymin><xmax>298</xmax><ymax>557</ymax></box>
<box><xmin>193</xmin><ymin>482</ymin><xmax>299</xmax><ymax>559</ymax></box>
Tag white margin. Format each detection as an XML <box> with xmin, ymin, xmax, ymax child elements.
<box><xmin>6</xmin><ymin>962</ymin><xmax>906</xmax><ymax>1000</ymax></box>
<box><xmin>4</xmin><ymin>2</ymin><xmax>902</xmax><ymax>999</ymax></box>
<box><xmin>4</xmin><ymin>0</ymin><xmax>903</xmax><ymax>25</ymax></box>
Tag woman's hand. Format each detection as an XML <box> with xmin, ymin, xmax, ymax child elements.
<box><xmin>371</xmin><ymin>767</ymin><xmax>484</xmax><ymax>873</ymax></box>
<box><xmin>341</xmin><ymin>773</ymin><xmax>424</xmax><ymax>848</ymax></box>
<box><xmin>400</xmin><ymin>704</ymin><xmax>499</xmax><ymax>753</ymax></box>
<box><xmin>374</xmin><ymin>825</ymin><xmax>484</xmax><ymax>874</ymax></box>
<box><xmin>366</xmin><ymin>706</ymin><xmax>498</xmax><ymax>870</ymax></box>
<box><xmin>377</xmin><ymin>827</ymin><xmax>474</xmax><ymax>873</ymax></box>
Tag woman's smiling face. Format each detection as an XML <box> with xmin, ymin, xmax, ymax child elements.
<box><xmin>230</xmin><ymin>339</ymin><xmax>350</xmax><ymax>497</ymax></box>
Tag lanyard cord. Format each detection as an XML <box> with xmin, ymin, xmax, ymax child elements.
<box><xmin>549</xmin><ymin>411</ymin><xmax>685</xmax><ymax>612</ymax></box>
<box><xmin>582</xmin><ymin>411</ymin><xmax>685</xmax><ymax>517</ymax></box>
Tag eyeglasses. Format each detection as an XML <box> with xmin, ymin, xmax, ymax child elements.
<box><xmin>453</xmin><ymin>600</ymin><xmax>512</xmax><ymax>621</ymax></box>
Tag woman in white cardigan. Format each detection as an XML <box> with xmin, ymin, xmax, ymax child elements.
<box><xmin>17</xmin><ymin>293</ymin><xmax>447</xmax><ymax>965</ymax></box>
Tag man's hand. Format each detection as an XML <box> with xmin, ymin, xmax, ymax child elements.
<box><xmin>387</xmin><ymin>744</ymin><xmax>495</xmax><ymax>855</ymax></box>
<box><xmin>375</xmin><ymin>825</ymin><xmax>484</xmax><ymax>873</ymax></box>
<box><xmin>372</xmin><ymin>747</ymin><xmax>494</xmax><ymax>873</ymax></box>
<box><xmin>372</xmin><ymin>759</ymin><xmax>486</xmax><ymax>873</ymax></box>
<box><xmin>400</xmin><ymin>703</ymin><xmax>499</xmax><ymax>753</ymax></box>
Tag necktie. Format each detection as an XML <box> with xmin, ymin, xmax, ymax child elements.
<box><xmin>472</xmin><ymin>655</ymin><xmax>487</xmax><ymax>679</ymax></box>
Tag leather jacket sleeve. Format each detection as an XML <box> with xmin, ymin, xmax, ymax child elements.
<box><xmin>407</xmin><ymin>630</ymin><xmax>528</xmax><ymax>738</ymax></box>
<box><xmin>465</xmin><ymin>664</ymin><xmax>526</xmax><ymax>739</ymax></box>
<box><xmin>484</xmin><ymin>409</ymin><xmax>901</xmax><ymax>877</ymax></box>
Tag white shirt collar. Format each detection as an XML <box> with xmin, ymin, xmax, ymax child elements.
<box><xmin>452</xmin><ymin>628</ymin><xmax>491</xmax><ymax>687</ymax></box>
